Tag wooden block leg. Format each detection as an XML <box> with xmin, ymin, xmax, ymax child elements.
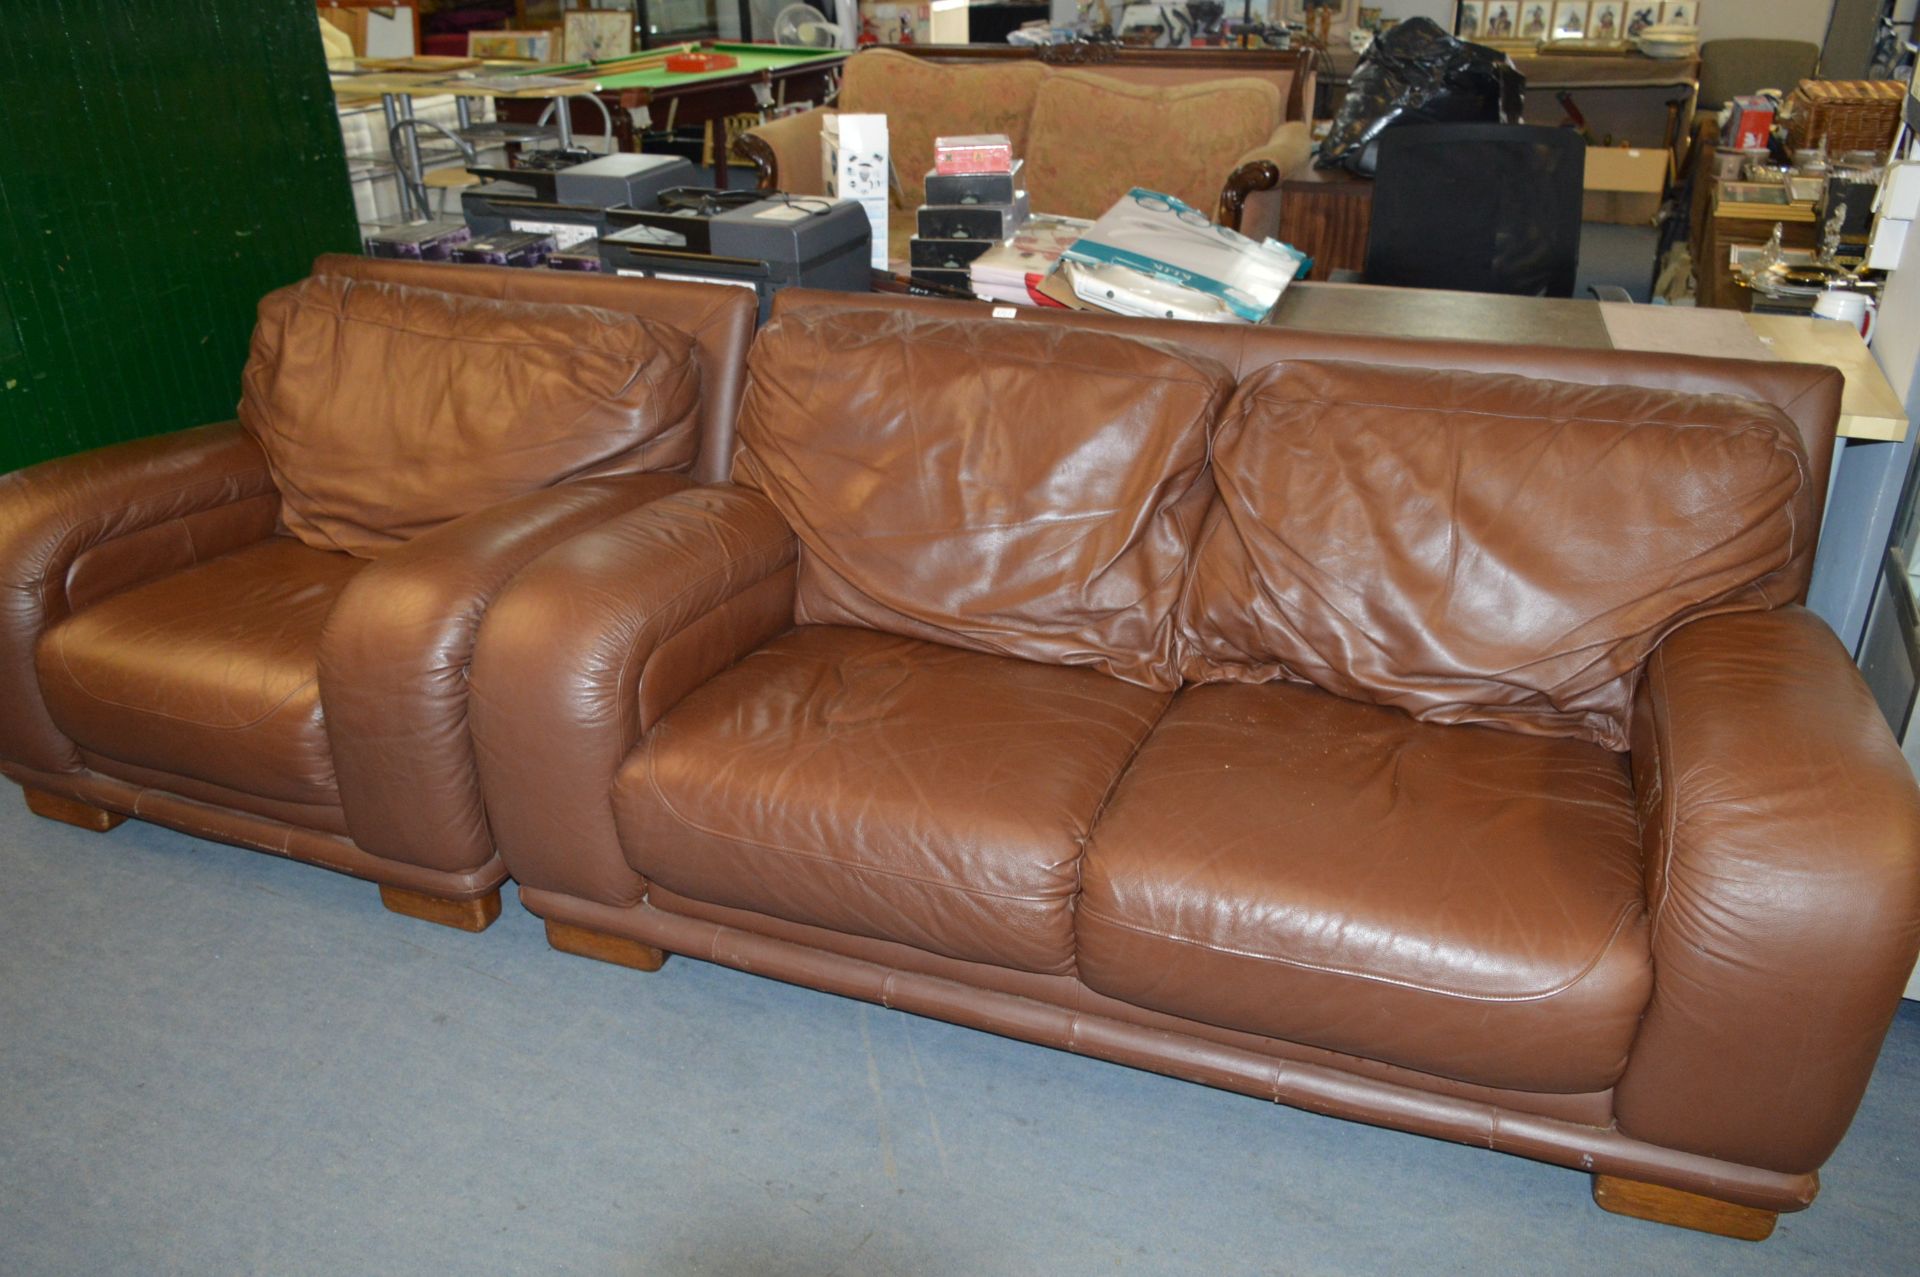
<box><xmin>1592</xmin><ymin>1175</ymin><xmax>1780</xmax><ymax>1241</ymax></box>
<box><xmin>378</xmin><ymin>884</ymin><xmax>502</xmax><ymax>933</ymax></box>
<box><xmin>546</xmin><ymin>919</ymin><xmax>667</xmax><ymax>972</ymax></box>
<box><xmin>23</xmin><ymin>787</ymin><xmax>127</xmax><ymax>833</ymax></box>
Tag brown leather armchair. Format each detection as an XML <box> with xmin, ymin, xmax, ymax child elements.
<box><xmin>470</xmin><ymin>291</ymin><xmax>1920</xmax><ymax>1237</ymax></box>
<box><xmin>0</xmin><ymin>256</ymin><xmax>754</xmax><ymax>931</ymax></box>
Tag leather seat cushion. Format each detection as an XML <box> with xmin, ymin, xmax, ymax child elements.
<box><xmin>38</xmin><ymin>537</ymin><xmax>361</xmax><ymax>806</ymax></box>
<box><xmin>733</xmin><ymin>306</ymin><xmax>1230</xmax><ymax>691</ymax></box>
<box><xmin>239</xmin><ymin>273</ymin><xmax>702</xmax><ymax>557</ymax></box>
<box><xmin>1078</xmin><ymin>681</ymin><xmax>1652</xmax><ymax>1094</ymax></box>
<box><xmin>614</xmin><ymin>624</ymin><xmax>1171</xmax><ymax>975</ymax></box>
<box><xmin>1178</xmin><ymin>360</ymin><xmax>1812</xmax><ymax>749</ymax></box>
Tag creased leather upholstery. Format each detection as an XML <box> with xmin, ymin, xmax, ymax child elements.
<box><xmin>0</xmin><ymin>423</ymin><xmax>278</xmax><ymax>776</ymax></box>
<box><xmin>464</xmin><ymin>293</ymin><xmax>1920</xmax><ymax>1217</ymax></box>
<box><xmin>240</xmin><ymin>274</ymin><xmax>702</xmax><ymax>557</ymax></box>
<box><xmin>616</xmin><ymin>625</ymin><xmax>1170</xmax><ymax>974</ymax></box>
<box><xmin>1078</xmin><ymin>680</ymin><xmax>1650</xmax><ymax>1093</ymax></box>
<box><xmin>1</xmin><ymin>265</ymin><xmax>752</xmax><ymax>906</ymax></box>
<box><xmin>1613</xmin><ymin>607</ymin><xmax>1920</xmax><ymax>1174</ymax></box>
<box><xmin>1179</xmin><ymin>361</ymin><xmax>1811</xmax><ymax>749</ymax></box>
<box><xmin>320</xmin><ymin>473</ymin><xmax>693</xmax><ymax>875</ymax></box>
<box><xmin>470</xmin><ymin>486</ymin><xmax>799</xmax><ymax>907</ymax></box>
<box><xmin>733</xmin><ymin>308</ymin><xmax>1230</xmax><ymax>691</ymax></box>
<box><xmin>769</xmin><ymin>288</ymin><xmax>1843</xmax><ymax>529</ymax></box>
<box><xmin>316</xmin><ymin>254</ymin><xmax>756</xmax><ymax>484</ymax></box>
<box><xmin>39</xmin><ymin>537</ymin><xmax>361</xmax><ymax>805</ymax></box>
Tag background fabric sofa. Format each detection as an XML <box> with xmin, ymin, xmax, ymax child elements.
<box><xmin>739</xmin><ymin>47</ymin><xmax>1314</xmax><ymax>263</ymax></box>
<box><xmin>0</xmin><ymin>257</ymin><xmax>753</xmax><ymax>931</ymax></box>
<box><xmin>469</xmin><ymin>290</ymin><xmax>1920</xmax><ymax>1239</ymax></box>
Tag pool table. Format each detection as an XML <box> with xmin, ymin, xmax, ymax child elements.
<box><xmin>496</xmin><ymin>42</ymin><xmax>847</xmax><ymax>186</ymax></box>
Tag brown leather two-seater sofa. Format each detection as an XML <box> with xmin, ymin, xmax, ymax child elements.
<box><xmin>469</xmin><ymin>290</ymin><xmax>1920</xmax><ymax>1239</ymax></box>
<box><xmin>0</xmin><ymin>256</ymin><xmax>752</xmax><ymax>930</ymax></box>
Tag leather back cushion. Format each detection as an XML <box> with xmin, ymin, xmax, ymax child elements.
<box><xmin>1025</xmin><ymin>72</ymin><xmax>1280</xmax><ymax>219</ymax></box>
<box><xmin>239</xmin><ymin>274</ymin><xmax>701</xmax><ymax>557</ymax></box>
<box><xmin>734</xmin><ymin>308</ymin><xmax>1231</xmax><ymax>691</ymax></box>
<box><xmin>1179</xmin><ymin>361</ymin><xmax>1812</xmax><ymax>749</ymax></box>
<box><xmin>841</xmin><ymin>50</ymin><xmax>1045</xmax><ymax>206</ymax></box>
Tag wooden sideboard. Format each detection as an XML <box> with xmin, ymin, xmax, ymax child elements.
<box><xmin>1277</xmin><ymin>163</ymin><xmax>1373</xmax><ymax>281</ymax></box>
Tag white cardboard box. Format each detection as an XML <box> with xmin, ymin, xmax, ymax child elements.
<box><xmin>824</xmin><ymin>113</ymin><xmax>890</xmax><ymax>269</ymax></box>
<box><xmin>1879</xmin><ymin>162</ymin><xmax>1920</xmax><ymax>222</ymax></box>
<box><xmin>1871</xmin><ymin>215</ymin><xmax>1910</xmax><ymax>270</ymax></box>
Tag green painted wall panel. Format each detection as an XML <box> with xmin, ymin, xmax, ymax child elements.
<box><xmin>0</xmin><ymin>1</ymin><xmax>359</xmax><ymax>473</ymax></box>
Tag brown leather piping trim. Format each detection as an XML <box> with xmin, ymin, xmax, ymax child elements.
<box><xmin>49</xmin><ymin>638</ymin><xmax>322</xmax><ymax>732</ymax></box>
<box><xmin>1076</xmin><ymin>899</ymin><xmax>1645</xmax><ymax>1004</ymax></box>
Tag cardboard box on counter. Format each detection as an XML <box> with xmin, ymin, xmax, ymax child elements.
<box><xmin>1583</xmin><ymin>146</ymin><xmax>1669</xmax><ymax>226</ymax></box>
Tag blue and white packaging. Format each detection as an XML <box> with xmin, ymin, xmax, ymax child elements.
<box><xmin>1061</xmin><ymin>188</ymin><xmax>1308</xmax><ymax>323</ymax></box>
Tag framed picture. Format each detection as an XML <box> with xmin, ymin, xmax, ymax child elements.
<box><xmin>1661</xmin><ymin>0</ymin><xmax>1699</xmax><ymax>26</ymax></box>
<box><xmin>1587</xmin><ymin>1</ymin><xmax>1623</xmax><ymax>40</ymax></box>
<box><xmin>1518</xmin><ymin>2</ymin><xmax>1550</xmax><ymax>38</ymax></box>
<box><xmin>467</xmin><ymin>29</ymin><xmax>555</xmax><ymax>61</ymax></box>
<box><xmin>1482</xmin><ymin>1</ymin><xmax>1518</xmax><ymax>38</ymax></box>
<box><xmin>1788</xmin><ymin>173</ymin><xmax>1826</xmax><ymax>203</ymax></box>
<box><xmin>1721</xmin><ymin>181</ymin><xmax>1791</xmax><ymax>206</ymax></box>
<box><xmin>562</xmin><ymin>10</ymin><xmax>632</xmax><ymax>63</ymax></box>
<box><xmin>1283</xmin><ymin>0</ymin><xmax>1354</xmax><ymax>20</ymax></box>
<box><xmin>1625</xmin><ymin>3</ymin><xmax>1660</xmax><ymax>36</ymax></box>
<box><xmin>1456</xmin><ymin>1</ymin><xmax>1484</xmax><ymax>38</ymax></box>
<box><xmin>1550</xmin><ymin>1</ymin><xmax>1588</xmax><ymax>38</ymax></box>
<box><xmin>865</xmin><ymin>2</ymin><xmax>931</xmax><ymax>44</ymax></box>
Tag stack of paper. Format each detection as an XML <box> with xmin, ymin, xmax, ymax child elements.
<box><xmin>968</xmin><ymin>215</ymin><xmax>1092</xmax><ymax>305</ymax></box>
<box><xmin>1061</xmin><ymin>189</ymin><xmax>1307</xmax><ymax>323</ymax></box>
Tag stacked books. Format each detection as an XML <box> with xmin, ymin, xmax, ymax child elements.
<box><xmin>909</xmin><ymin>134</ymin><xmax>1029</xmax><ymax>293</ymax></box>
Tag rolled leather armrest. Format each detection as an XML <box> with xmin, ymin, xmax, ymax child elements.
<box><xmin>740</xmin><ymin>107</ymin><xmax>832</xmax><ymax>194</ymax></box>
<box><xmin>470</xmin><ymin>485</ymin><xmax>798</xmax><ymax>906</ymax></box>
<box><xmin>1218</xmin><ymin>121</ymin><xmax>1312</xmax><ymax>241</ymax></box>
<box><xmin>318</xmin><ymin>473</ymin><xmax>694</xmax><ymax>877</ymax></box>
<box><xmin>1614</xmin><ymin>606</ymin><xmax>1920</xmax><ymax>1175</ymax></box>
<box><xmin>0</xmin><ymin>423</ymin><xmax>279</xmax><ymax>775</ymax></box>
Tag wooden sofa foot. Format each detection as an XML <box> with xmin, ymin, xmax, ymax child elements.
<box><xmin>1592</xmin><ymin>1175</ymin><xmax>1779</xmax><ymax>1241</ymax></box>
<box><xmin>24</xmin><ymin>787</ymin><xmax>127</xmax><ymax>833</ymax></box>
<box><xmin>378</xmin><ymin>885</ymin><xmax>502</xmax><ymax>933</ymax></box>
<box><xmin>546</xmin><ymin>919</ymin><xmax>667</xmax><ymax>972</ymax></box>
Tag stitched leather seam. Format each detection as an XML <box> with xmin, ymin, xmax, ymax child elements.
<box><xmin>793</xmin><ymin>327</ymin><xmax>1227</xmax><ymax>390</ymax></box>
<box><xmin>50</xmin><ymin>638</ymin><xmax>322</xmax><ymax>732</ymax></box>
<box><xmin>1253</xmin><ymin>388</ymin><xmax>1807</xmax><ymax>442</ymax></box>
<box><xmin>1646</xmin><ymin>646</ymin><xmax>1680</xmax><ymax>947</ymax></box>
<box><xmin>1772</xmin><ymin>372</ymin><xmax>1837</xmax><ymax>428</ymax></box>
<box><xmin>297</xmin><ymin>286</ymin><xmax>686</xmax><ymax>362</ymax></box>
<box><xmin>34</xmin><ymin>468</ymin><xmax>272</xmax><ymax>601</ymax></box>
<box><xmin>1077</xmin><ymin>900</ymin><xmax>1643</xmax><ymax>1004</ymax></box>
<box><xmin>609</xmin><ymin>527</ymin><xmax>795</xmax><ymax>710</ymax></box>
<box><xmin>1085</xmin><ymin>694</ymin><xmax>1175</xmax><ymax>841</ymax></box>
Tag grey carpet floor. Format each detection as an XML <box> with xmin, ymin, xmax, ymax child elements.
<box><xmin>2</xmin><ymin>796</ymin><xmax>1915</xmax><ymax>1276</ymax></box>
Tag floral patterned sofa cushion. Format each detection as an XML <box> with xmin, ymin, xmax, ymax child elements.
<box><xmin>1024</xmin><ymin>71</ymin><xmax>1282</xmax><ymax>220</ymax></box>
<box><xmin>841</xmin><ymin>50</ymin><xmax>1046</xmax><ymax>209</ymax></box>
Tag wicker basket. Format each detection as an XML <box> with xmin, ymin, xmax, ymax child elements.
<box><xmin>1784</xmin><ymin>79</ymin><xmax>1906</xmax><ymax>157</ymax></box>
